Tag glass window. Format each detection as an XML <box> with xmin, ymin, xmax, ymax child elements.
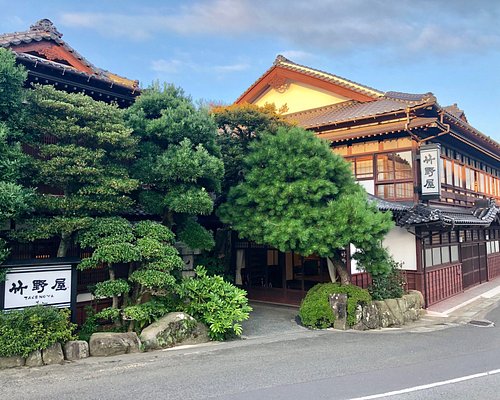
<box><xmin>425</xmin><ymin>248</ymin><xmax>433</xmax><ymax>266</ymax></box>
<box><xmin>354</xmin><ymin>157</ymin><xmax>373</xmax><ymax>179</ymax></box>
<box><xmin>432</xmin><ymin>247</ymin><xmax>441</xmax><ymax>266</ymax></box>
<box><xmin>376</xmin><ymin>184</ymin><xmax>394</xmax><ymax>199</ymax></box>
<box><xmin>445</xmin><ymin>160</ymin><xmax>453</xmax><ymax>185</ymax></box>
<box><xmin>450</xmin><ymin>245</ymin><xmax>459</xmax><ymax>262</ymax></box>
<box><xmin>394</xmin><ymin>183</ymin><xmax>413</xmax><ymax>198</ymax></box>
<box><xmin>441</xmin><ymin>247</ymin><xmax>450</xmax><ymax>264</ymax></box>
<box><xmin>376</xmin><ymin>151</ymin><xmax>413</xmax><ymax>181</ymax></box>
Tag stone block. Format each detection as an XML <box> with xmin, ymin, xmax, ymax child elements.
<box><xmin>352</xmin><ymin>304</ymin><xmax>365</xmax><ymax>330</ymax></box>
<box><xmin>330</xmin><ymin>293</ymin><xmax>348</xmax><ymax>330</ymax></box>
<box><xmin>25</xmin><ymin>350</ymin><xmax>43</xmax><ymax>367</ymax></box>
<box><xmin>64</xmin><ymin>340</ymin><xmax>89</xmax><ymax>361</ymax></box>
<box><xmin>362</xmin><ymin>303</ymin><xmax>380</xmax><ymax>329</ymax></box>
<box><xmin>384</xmin><ymin>298</ymin><xmax>405</xmax><ymax>326</ymax></box>
<box><xmin>140</xmin><ymin>312</ymin><xmax>209</xmax><ymax>351</ymax></box>
<box><xmin>42</xmin><ymin>342</ymin><xmax>64</xmax><ymax>365</ymax></box>
<box><xmin>0</xmin><ymin>355</ymin><xmax>25</xmax><ymax>369</ymax></box>
<box><xmin>89</xmin><ymin>332</ymin><xmax>141</xmax><ymax>357</ymax></box>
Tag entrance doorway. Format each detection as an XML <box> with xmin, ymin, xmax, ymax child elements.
<box><xmin>236</xmin><ymin>243</ymin><xmax>331</xmax><ymax>305</ymax></box>
<box><xmin>461</xmin><ymin>242</ymin><xmax>488</xmax><ymax>289</ymax></box>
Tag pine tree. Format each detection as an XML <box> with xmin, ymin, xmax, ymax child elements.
<box><xmin>14</xmin><ymin>85</ymin><xmax>139</xmax><ymax>257</ymax></box>
<box><xmin>125</xmin><ymin>84</ymin><xmax>224</xmax><ymax>251</ymax></box>
<box><xmin>0</xmin><ymin>49</ymin><xmax>31</xmax><ymax>264</ymax></box>
<box><xmin>218</xmin><ymin>127</ymin><xmax>394</xmax><ymax>283</ymax></box>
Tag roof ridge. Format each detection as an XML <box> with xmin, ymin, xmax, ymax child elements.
<box><xmin>1</xmin><ymin>19</ymin><xmax>139</xmax><ymax>90</ymax></box>
<box><xmin>274</xmin><ymin>55</ymin><xmax>384</xmax><ymax>97</ymax></box>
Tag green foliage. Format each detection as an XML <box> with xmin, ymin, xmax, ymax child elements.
<box><xmin>125</xmin><ymin>84</ymin><xmax>223</xmax><ymax>246</ymax></box>
<box><xmin>95</xmin><ymin>307</ymin><xmax>121</xmax><ymax>322</ymax></box>
<box><xmin>77</xmin><ymin>306</ymin><xmax>99</xmax><ymax>342</ymax></box>
<box><xmin>18</xmin><ymin>85</ymin><xmax>138</xmax><ymax>256</ymax></box>
<box><xmin>369</xmin><ymin>259</ymin><xmax>406</xmax><ymax>300</ymax></box>
<box><xmin>178</xmin><ymin>218</ymin><xmax>215</xmax><ymax>251</ymax></box>
<box><xmin>299</xmin><ymin>283</ymin><xmax>371</xmax><ymax>328</ymax></box>
<box><xmin>94</xmin><ymin>279</ymin><xmax>131</xmax><ymax>298</ymax></box>
<box><xmin>0</xmin><ymin>306</ymin><xmax>75</xmax><ymax>357</ymax></box>
<box><xmin>212</xmin><ymin>102</ymin><xmax>291</xmax><ymax>199</ymax></box>
<box><xmin>218</xmin><ymin>127</ymin><xmax>393</xmax><ymax>278</ymax></box>
<box><xmin>0</xmin><ymin>48</ymin><xmax>27</xmax><ymax>123</ymax></box>
<box><xmin>179</xmin><ymin>266</ymin><xmax>252</xmax><ymax>340</ymax></box>
<box><xmin>77</xmin><ymin>218</ymin><xmax>184</xmax><ymax>329</ymax></box>
<box><xmin>123</xmin><ymin>297</ymin><xmax>178</xmax><ymax>331</ymax></box>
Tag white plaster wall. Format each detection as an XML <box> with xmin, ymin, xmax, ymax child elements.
<box><xmin>383</xmin><ymin>226</ymin><xmax>417</xmax><ymax>270</ymax></box>
<box><xmin>357</xmin><ymin>180</ymin><xmax>375</xmax><ymax>195</ymax></box>
<box><xmin>77</xmin><ymin>293</ymin><xmax>95</xmax><ymax>303</ymax></box>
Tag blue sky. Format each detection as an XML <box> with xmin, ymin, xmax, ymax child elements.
<box><xmin>2</xmin><ymin>0</ymin><xmax>499</xmax><ymax>142</ymax></box>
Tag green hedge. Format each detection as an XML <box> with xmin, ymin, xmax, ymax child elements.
<box><xmin>299</xmin><ymin>283</ymin><xmax>371</xmax><ymax>329</ymax></box>
<box><xmin>0</xmin><ymin>306</ymin><xmax>76</xmax><ymax>358</ymax></box>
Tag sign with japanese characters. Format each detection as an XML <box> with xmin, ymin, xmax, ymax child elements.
<box><xmin>2</xmin><ymin>264</ymin><xmax>73</xmax><ymax>310</ymax></box>
<box><xmin>420</xmin><ymin>143</ymin><xmax>441</xmax><ymax>198</ymax></box>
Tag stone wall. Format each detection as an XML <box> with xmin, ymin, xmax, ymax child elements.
<box><xmin>331</xmin><ymin>290</ymin><xmax>424</xmax><ymax>330</ymax></box>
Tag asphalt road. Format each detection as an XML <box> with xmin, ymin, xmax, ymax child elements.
<box><xmin>1</xmin><ymin>304</ymin><xmax>499</xmax><ymax>400</ymax></box>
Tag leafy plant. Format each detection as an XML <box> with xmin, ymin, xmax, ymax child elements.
<box><xmin>77</xmin><ymin>306</ymin><xmax>99</xmax><ymax>342</ymax></box>
<box><xmin>178</xmin><ymin>266</ymin><xmax>252</xmax><ymax>340</ymax></box>
<box><xmin>299</xmin><ymin>283</ymin><xmax>371</xmax><ymax>329</ymax></box>
<box><xmin>368</xmin><ymin>259</ymin><xmax>406</xmax><ymax>300</ymax></box>
<box><xmin>0</xmin><ymin>306</ymin><xmax>75</xmax><ymax>357</ymax></box>
<box><xmin>78</xmin><ymin>218</ymin><xmax>184</xmax><ymax>331</ymax></box>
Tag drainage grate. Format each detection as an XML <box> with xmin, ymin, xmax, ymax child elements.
<box><xmin>469</xmin><ymin>320</ymin><xmax>495</xmax><ymax>327</ymax></box>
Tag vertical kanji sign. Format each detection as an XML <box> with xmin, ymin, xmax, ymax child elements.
<box><xmin>420</xmin><ymin>143</ymin><xmax>441</xmax><ymax>198</ymax></box>
<box><xmin>1</xmin><ymin>262</ymin><xmax>76</xmax><ymax>313</ymax></box>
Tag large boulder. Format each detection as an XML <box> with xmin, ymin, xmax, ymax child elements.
<box><xmin>64</xmin><ymin>340</ymin><xmax>90</xmax><ymax>361</ymax></box>
<box><xmin>42</xmin><ymin>342</ymin><xmax>64</xmax><ymax>365</ymax></box>
<box><xmin>140</xmin><ymin>312</ymin><xmax>210</xmax><ymax>351</ymax></box>
<box><xmin>0</xmin><ymin>355</ymin><xmax>25</xmax><ymax>369</ymax></box>
<box><xmin>25</xmin><ymin>350</ymin><xmax>43</xmax><ymax>367</ymax></box>
<box><xmin>89</xmin><ymin>332</ymin><xmax>141</xmax><ymax>357</ymax></box>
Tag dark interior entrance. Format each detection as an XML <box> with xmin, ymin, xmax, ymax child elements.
<box><xmin>237</xmin><ymin>243</ymin><xmax>331</xmax><ymax>305</ymax></box>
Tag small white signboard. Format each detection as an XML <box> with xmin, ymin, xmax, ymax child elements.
<box><xmin>3</xmin><ymin>264</ymin><xmax>73</xmax><ymax>310</ymax></box>
<box><xmin>420</xmin><ymin>144</ymin><xmax>441</xmax><ymax>198</ymax></box>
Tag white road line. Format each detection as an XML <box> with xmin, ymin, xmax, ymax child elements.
<box><xmin>348</xmin><ymin>369</ymin><xmax>500</xmax><ymax>400</ymax></box>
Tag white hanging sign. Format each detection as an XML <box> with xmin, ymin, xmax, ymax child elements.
<box><xmin>420</xmin><ymin>144</ymin><xmax>441</xmax><ymax>198</ymax></box>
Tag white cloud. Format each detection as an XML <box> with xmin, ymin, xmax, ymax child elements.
<box><xmin>151</xmin><ymin>59</ymin><xmax>185</xmax><ymax>74</ymax></box>
<box><xmin>213</xmin><ymin>63</ymin><xmax>249</xmax><ymax>73</ymax></box>
<box><xmin>60</xmin><ymin>0</ymin><xmax>500</xmax><ymax>57</ymax></box>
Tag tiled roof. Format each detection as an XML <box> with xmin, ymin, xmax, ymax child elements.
<box><xmin>397</xmin><ymin>200</ymin><xmax>499</xmax><ymax>227</ymax></box>
<box><xmin>236</xmin><ymin>55</ymin><xmax>383</xmax><ymax>103</ymax></box>
<box><xmin>287</xmin><ymin>91</ymin><xmax>436</xmax><ymax>129</ymax></box>
<box><xmin>366</xmin><ymin>194</ymin><xmax>412</xmax><ymax>212</ymax></box>
<box><xmin>0</xmin><ymin>19</ymin><xmax>138</xmax><ymax>90</ymax></box>
<box><xmin>443</xmin><ymin>103</ymin><xmax>467</xmax><ymax>122</ymax></box>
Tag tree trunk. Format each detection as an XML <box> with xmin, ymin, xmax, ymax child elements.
<box><xmin>330</xmin><ymin>256</ymin><xmax>350</xmax><ymax>285</ymax></box>
<box><xmin>56</xmin><ymin>232</ymin><xmax>71</xmax><ymax>257</ymax></box>
<box><xmin>109</xmin><ymin>267</ymin><xmax>119</xmax><ymax>310</ymax></box>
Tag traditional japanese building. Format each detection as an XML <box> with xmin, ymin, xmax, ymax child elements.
<box><xmin>0</xmin><ymin>19</ymin><xmax>140</xmax><ymax>106</ymax></box>
<box><xmin>234</xmin><ymin>55</ymin><xmax>500</xmax><ymax>307</ymax></box>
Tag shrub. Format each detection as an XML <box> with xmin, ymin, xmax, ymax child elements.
<box><xmin>369</xmin><ymin>259</ymin><xmax>406</xmax><ymax>300</ymax></box>
<box><xmin>0</xmin><ymin>306</ymin><xmax>76</xmax><ymax>357</ymax></box>
<box><xmin>178</xmin><ymin>266</ymin><xmax>252</xmax><ymax>340</ymax></box>
<box><xmin>299</xmin><ymin>283</ymin><xmax>371</xmax><ymax>329</ymax></box>
<box><xmin>77</xmin><ymin>306</ymin><xmax>99</xmax><ymax>342</ymax></box>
